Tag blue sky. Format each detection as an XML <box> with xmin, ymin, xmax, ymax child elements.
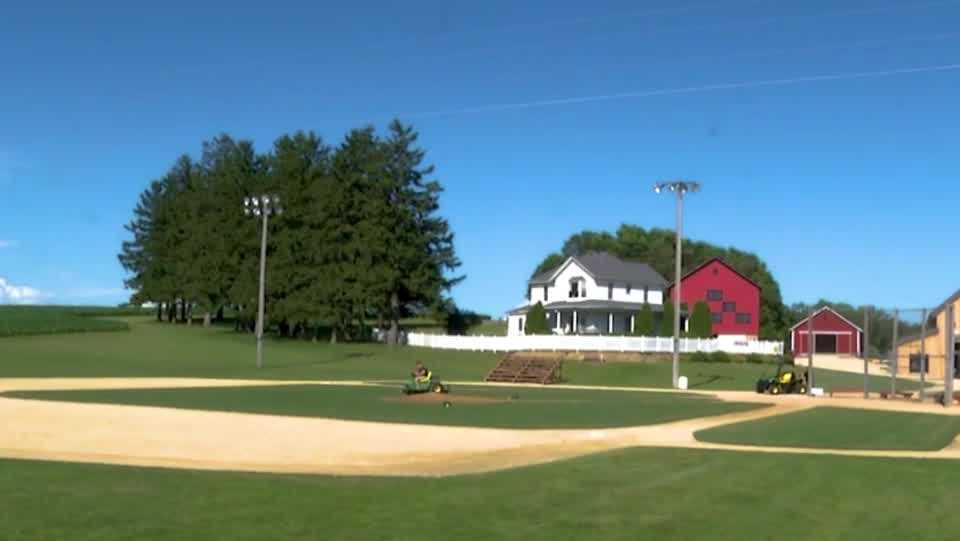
<box><xmin>0</xmin><ymin>0</ymin><xmax>958</xmax><ymax>316</ymax></box>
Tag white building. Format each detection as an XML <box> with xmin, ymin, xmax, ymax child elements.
<box><xmin>507</xmin><ymin>252</ymin><xmax>668</xmax><ymax>337</ymax></box>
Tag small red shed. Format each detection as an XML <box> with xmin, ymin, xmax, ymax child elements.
<box><xmin>667</xmin><ymin>258</ymin><xmax>761</xmax><ymax>338</ymax></box>
<box><xmin>790</xmin><ymin>307</ymin><xmax>863</xmax><ymax>356</ymax></box>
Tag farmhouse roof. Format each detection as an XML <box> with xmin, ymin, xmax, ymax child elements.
<box><xmin>529</xmin><ymin>252</ymin><xmax>668</xmax><ymax>289</ymax></box>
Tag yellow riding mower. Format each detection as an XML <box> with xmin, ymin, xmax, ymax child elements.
<box><xmin>756</xmin><ymin>364</ymin><xmax>808</xmax><ymax>395</ymax></box>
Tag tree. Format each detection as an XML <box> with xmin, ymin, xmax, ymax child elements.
<box><xmin>524</xmin><ymin>302</ymin><xmax>549</xmax><ymax>335</ymax></box>
<box><xmin>660</xmin><ymin>301</ymin><xmax>676</xmax><ymax>337</ymax></box>
<box><xmin>633</xmin><ymin>304</ymin><xmax>655</xmax><ymax>336</ymax></box>
<box><xmin>689</xmin><ymin>301</ymin><xmax>713</xmax><ymax>338</ymax></box>
<box><xmin>376</xmin><ymin>120</ymin><xmax>462</xmax><ymax>345</ymax></box>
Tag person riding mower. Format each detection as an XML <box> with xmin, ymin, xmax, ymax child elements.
<box><xmin>756</xmin><ymin>358</ymin><xmax>808</xmax><ymax>395</ymax></box>
<box><xmin>402</xmin><ymin>362</ymin><xmax>450</xmax><ymax>395</ymax></box>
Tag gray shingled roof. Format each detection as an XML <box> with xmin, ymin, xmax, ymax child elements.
<box><xmin>528</xmin><ymin>251</ymin><xmax>668</xmax><ymax>288</ymax></box>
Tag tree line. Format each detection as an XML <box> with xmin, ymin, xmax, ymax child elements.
<box><xmin>118</xmin><ymin>120</ymin><xmax>461</xmax><ymax>344</ymax></box>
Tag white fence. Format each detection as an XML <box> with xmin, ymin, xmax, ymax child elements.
<box><xmin>407</xmin><ymin>333</ymin><xmax>784</xmax><ymax>355</ymax></box>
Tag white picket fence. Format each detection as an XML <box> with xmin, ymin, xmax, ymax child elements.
<box><xmin>406</xmin><ymin>333</ymin><xmax>783</xmax><ymax>355</ymax></box>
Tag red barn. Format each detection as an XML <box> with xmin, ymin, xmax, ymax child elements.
<box><xmin>790</xmin><ymin>307</ymin><xmax>863</xmax><ymax>356</ymax></box>
<box><xmin>667</xmin><ymin>258</ymin><xmax>761</xmax><ymax>338</ymax></box>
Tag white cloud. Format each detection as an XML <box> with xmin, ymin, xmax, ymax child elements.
<box><xmin>0</xmin><ymin>277</ymin><xmax>50</xmax><ymax>304</ymax></box>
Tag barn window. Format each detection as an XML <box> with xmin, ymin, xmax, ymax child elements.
<box><xmin>723</xmin><ymin>301</ymin><xmax>736</xmax><ymax>312</ymax></box>
<box><xmin>909</xmin><ymin>354</ymin><xmax>929</xmax><ymax>373</ymax></box>
<box><xmin>736</xmin><ymin>313</ymin><xmax>752</xmax><ymax>324</ymax></box>
<box><xmin>711</xmin><ymin>313</ymin><xmax>722</xmax><ymax>323</ymax></box>
<box><xmin>707</xmin><ymin>289</ymin><xmax>723</xmax><ymax>301</ymax></box>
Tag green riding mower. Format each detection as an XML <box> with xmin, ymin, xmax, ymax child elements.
<box><xmin>402</xmin><ymin>371</ymin><xmax>450</xmax><ymax>395</ymax></box>
<box><xmin>756</xmin><ymin>360</ymin><xmax>808</xmax><ymax>395</ymax></box>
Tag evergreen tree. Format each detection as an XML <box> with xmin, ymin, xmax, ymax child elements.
<box><xmin>633</xmin><ymin>303</ymin><xmax>655</xmax><ymax>336</ymax></box>
<box><xmin>689</xmin><ymin>301</ymin><xmax>713</xmax><ymax>338</ymax></box>
<box><xmin>376</xmin><ymin>120</ymin><xmax>462</xmax><ymax>344</ymax></box>
<box><xmin>660</xmin><ymin>301</ymin><xmax>676</xmax><ymax>337</ymax></box>
<box><xmin>524</xmin><ymin>302</ymin><xmax>549</xmax><ymax>335</ymax></box>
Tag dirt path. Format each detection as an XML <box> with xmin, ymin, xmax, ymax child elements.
<box><xmin>2</xmin><ymin>378</ymin><xmax>960</xmax><ymax>477</ymax></box>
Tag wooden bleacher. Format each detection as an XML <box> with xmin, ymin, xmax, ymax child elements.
<box><xmin>485</xmin><ymin>352</ymin><xmax>563</xmax><ymax>384</ymax></box>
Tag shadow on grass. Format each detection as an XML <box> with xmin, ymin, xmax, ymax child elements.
<box><xmin>688</xmin><ymin>374</ymin><xmax>738</xmax><ymax>389</ymax></box>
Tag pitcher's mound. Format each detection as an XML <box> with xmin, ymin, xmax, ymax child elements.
<box><xmin>383</xmin><ymin>393</ymin><xmax>507</xmax><ymax>405</ymax></box>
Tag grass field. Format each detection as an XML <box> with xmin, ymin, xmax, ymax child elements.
<box><xmin>696</xmin><ymin>407</ymin><xmax>960</xmax><ymax>451</ymax></box>
<box><xmin>5</xmin><ymin>384</ymin><xmax>762</xmax><ymax>429</ymax></box>
<box><xmin>4</xmin><ymin>448</ymin><xmax>960</xmax><ymax>540</ymax></box>
<box><xmin>0</xmin><ymin>317</ymin><xmax>918</xmax><ymax>393</ymax></box>
<box><xmin>0</xmin><ymin>306</ymin><xmax>142</xmax><ymax>337</ymax></box>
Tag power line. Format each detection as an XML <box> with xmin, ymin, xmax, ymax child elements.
<box><xmin>408</xmin><ymin>63</ymin><xmax>960</xmax><ymax>117</ymax></box>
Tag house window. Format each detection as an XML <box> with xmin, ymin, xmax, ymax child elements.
<box><xmin>608</xmin><ymin>284</ymin><xmax>613</xmax><ymax>300</ymax></box>
<box><xmin>711</xmin><ymin>313</ymin><xmax>722</xmax><ymax>323</ymax></box>
<box><xmin>519</xmin><ymin>317</ymin><xmax>524</xmax><ymax>332</ymax></box>
<box><xmin>643</xmin><ymin>287</ymin><xmax>648</xmax><ymax>302</ymax></box>
<box><xmin>723</xmin><ymin>302</ymin><xmax>736</xmax><ymax>313</ymax></box>
<box><xmin>527</xmin><ymin>287</ymin><xmax>531</xmax><ymax>300</ymax></box>
<box><xmin>569</xmin><ymin>279</ymin><xmax>586</xmax><ymax>299</ymax></box>
<box><xmin>707</xmin><ymin>289</ymin><xmax>723</xmax><ymax>301</ymax></box>
<box><xmin>736</xmin><ymin>313</ymin><xmax>752</xmax><ymax>324</ymax></box>
<box><xmin>543</xmin><ymin>286</ymin><xmax>548</xmax><ymax>302</ymax></box>
<box><xmin>909</xmin><ymin>354</ymin><xmax>929</xmax><ymax>373</ymax></box>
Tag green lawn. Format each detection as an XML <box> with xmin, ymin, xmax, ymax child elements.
<box><xmin>696</xmin><ymin>407</ymin><xmax>960</xmax><ymax>451</ymax></box>
<box><xmin>0</xmin><ymin>317</ymin><xmax>920</xmax><ymax>393</ymax></box>
<box><xmin>5</xmin><ymin>384</ymin><xmax>762</xmax><ymax>429</ymax></box>
<box><xmin>0</xmin><ymin>306</ymin><xmax>137</xmax><ymax>337</ymax></box>
<box><xmin>3</xmin><ymin>448</ymin><xmax>960</xmax><ymax>540</ymax></box>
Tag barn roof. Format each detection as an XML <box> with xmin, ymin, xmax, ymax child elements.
<box><xmin>789</xmin><ymin>306</ymin><xmax>863</xmax><ymax>333</ymax></box>
<box><xmin>667</xmin><ymin>257</ymin><xmax>761</xmax><ymax>290</ymax></box>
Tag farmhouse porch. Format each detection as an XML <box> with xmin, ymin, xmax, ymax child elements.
<box><xmin>508</xmin><ymin>301</ymin><xmax>670</xmax><ymax>336</ymax></box>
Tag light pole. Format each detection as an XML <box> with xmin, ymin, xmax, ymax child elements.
<box><xmin>655</xmin><ymin>180</ymin><xmax>701</xmax><ymax>389</ymax></box>
<box><xmin>244</xmin><ymin>194</ymin><xmax>283</xmax><ymax>369</ymax></box>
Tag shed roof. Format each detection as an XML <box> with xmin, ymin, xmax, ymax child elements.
<box><xmin>789</xmin><ymin>306</ymin><xmax>863</xmax><ymax>333</ymax></box>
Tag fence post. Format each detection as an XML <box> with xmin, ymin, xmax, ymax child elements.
<box><xmin>863</xmin><ymin>307</ymin><xmax>870</xmax><ymax>399</ymax></box>
<box><xmin>944</xmin><ymin>305</ymin><xmax>955</xmax><ymax>408</ymax></box>
<box><xmin>920</xmin><ymin>309</ymin><xmax>927</xmax><ymax>402</ymax></box>
<box><xmin>890</xmin><ymin>310</ymin><xmax>898</xmax><ymax>396</ymax></box>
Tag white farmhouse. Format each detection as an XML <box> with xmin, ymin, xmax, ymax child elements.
<box><xmin>507</xmin><ymin>252</ymin><xmax>669</xmax><ymax>337</ymax></box>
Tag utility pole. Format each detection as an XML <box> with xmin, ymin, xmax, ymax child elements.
<box><xmin>807</xmin><ymin>308</ymin><xmax>815</xmax><ymax>395</ymax></box>
<box><xmin>244</xmin><ymin>194</ymin><xmax>283</xmax><ymax>369</ymax></box>
<box><xmin>655</xmin><ymin>180</ymin><xmax>701</xmax><ymax>389</ymax></box>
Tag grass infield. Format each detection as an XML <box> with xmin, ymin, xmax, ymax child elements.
<box><xmin>696</xmin><ymin>406</ymin><xmax>960</xmax><ymax>451</ymax></box>
<box><xmin>6</xmin><ymin>384</ymin><xmax>763</xmax><ymax>429</ymax></box>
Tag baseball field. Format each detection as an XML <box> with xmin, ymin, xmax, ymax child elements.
<box><xmin>2</xmin><ymin>316</ymin><xmax>959</xmax><ymax>540</ymax></box>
